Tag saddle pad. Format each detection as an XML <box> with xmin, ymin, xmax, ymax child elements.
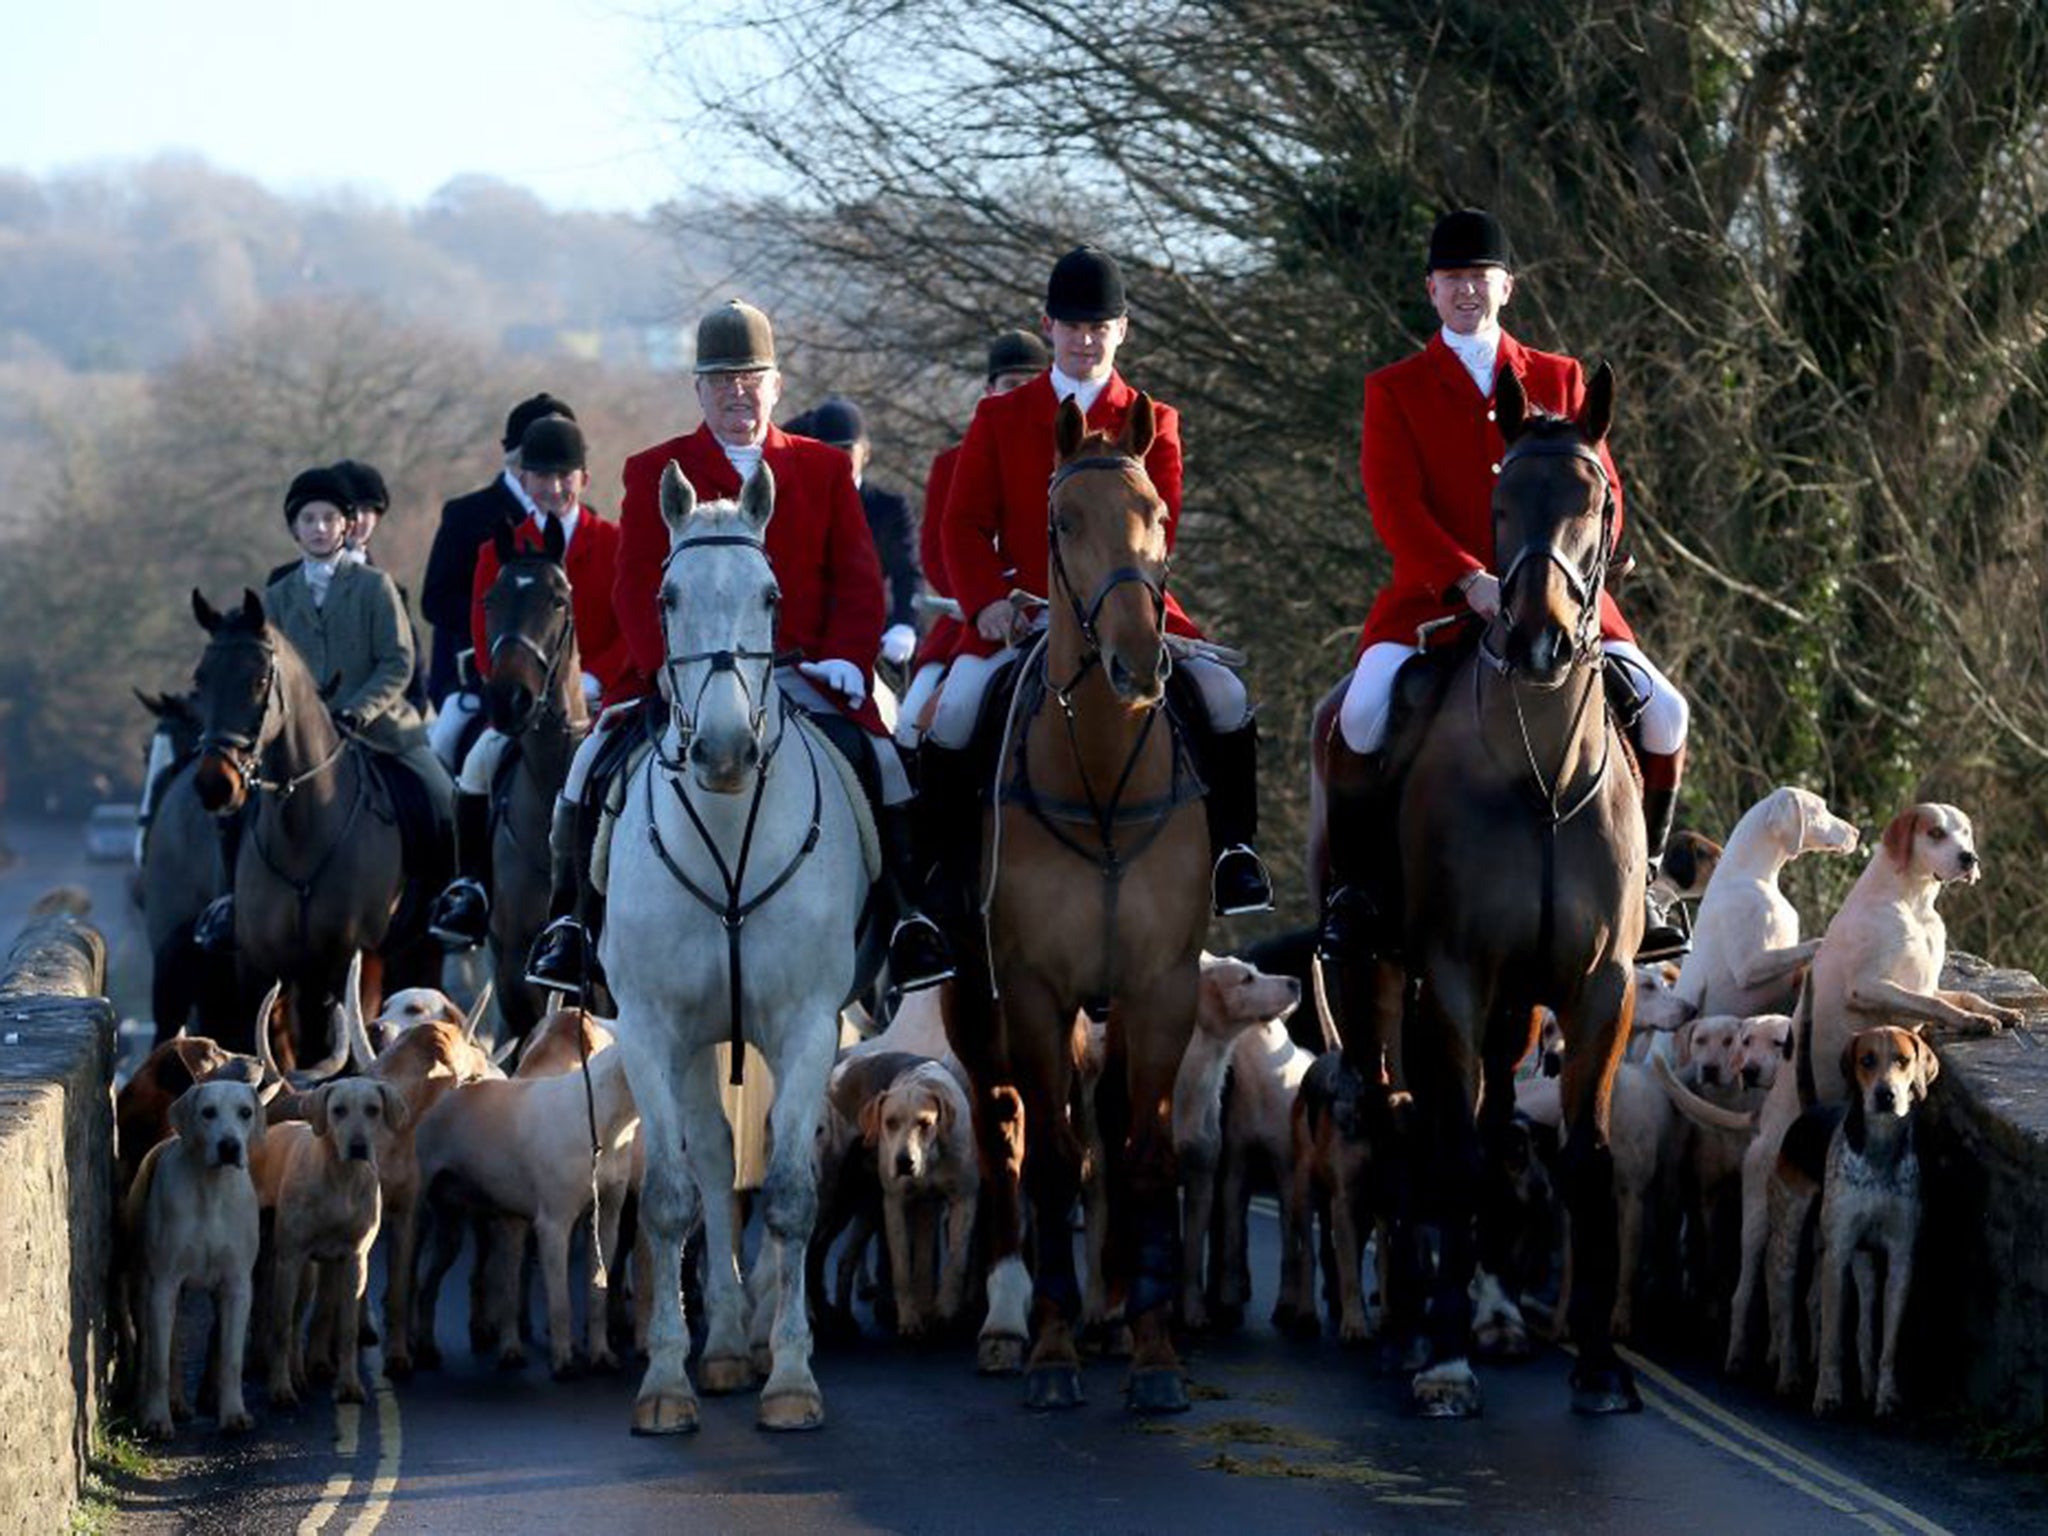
<box><xmin>591</xmin><ymin>722</ymin><xmax>880</xmax><ymax>896</ymax></box>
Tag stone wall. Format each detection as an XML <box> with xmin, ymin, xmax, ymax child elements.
<box><xmin>1908</xmin><ymin>953</ymin><xmax>2048</xmax><ymax>1428</ymax></box>
<box><xmin>0</xmin><ymin>916</ymin><xmax>115</xmax><ymax>1536</ymax></box>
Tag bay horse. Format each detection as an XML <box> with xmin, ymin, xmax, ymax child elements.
<box><xmin>478</xmin><ymin>517</ymin><xmax>589</xmax><ymax>1042</ymax></box>
<box><xmin>188</xmin><ymin>590</ymin><xmax>406</xmax><ymax>1068</ymax></box>
<box><xmin>1322</xmin><ymin>363</ymin><xmax>1643</xmax><ymax>1417</ymax></box>
<box><xmin>134</xmin><ymin>690</ymin><xmax>240</xmax><ymax>1044</ymax></box>
<box><xmin>602</xmin><ymin>463</ymin><xmax>868</xmax><ymax>1435</ymax></box>
<box><xmin>945</xmin><ymin>395</ymin><xmax>1210</xmax><ymax>1413</ymax></box>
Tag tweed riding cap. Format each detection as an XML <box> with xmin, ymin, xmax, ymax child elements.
<box><xmin>695</xmin><ymin>300</ymin><xmax>777</xmax><ymax>374</ymax></box>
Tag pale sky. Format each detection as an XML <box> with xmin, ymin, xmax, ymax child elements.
<box><xmin>1</xmin><ymin>0</ymin><xmax>705</xmax><ymax>211</ymax></box>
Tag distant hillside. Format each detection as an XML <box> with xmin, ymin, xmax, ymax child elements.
<box><xmin>0</xmin><ymin>156</ymin><xmax>726</xmax><ymax>373</ymax></box>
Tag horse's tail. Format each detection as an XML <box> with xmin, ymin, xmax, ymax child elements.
<box><xmin>1650</xmin><ymin>1050</ymin><xmax>1756</xmax><ymax>1132</ymax></box>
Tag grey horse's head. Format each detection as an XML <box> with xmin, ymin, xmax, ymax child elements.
<box><xmin>657</xmin><ymin>461</ymin><xmax>781</xmax><ymax>795</ymax></box>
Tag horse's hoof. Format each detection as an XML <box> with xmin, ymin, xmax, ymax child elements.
<box><xmin>1412</xmin><ymin>1361</ymin><xmax>1482</xmax><ymax>1419</ymax></box>
<box><xmin>631</xmin><ymin>1391</ymin><xmax>700</xmax><ymax>1436</ymax></box>
<box><xmin>700</xmin><ymin>1354</ymin><xmax>755</xmax><ymax>1395</ymax></box>
<box><xmin>1024</xmin><ymin>1364</ymin><xmax>1085</xmax><ymax>1411</ymax></box>
<box><xmin>757</xmin><ymin>1390</ymin><xmax>825</xmax><ymax>1432</ymax></box>
<box><xmin>978</xmin><ymin>1333</ymin><xmax>1026</xmax><ymax>1376</ymax></box>
<box><xmin>334</xmin><ymin>1379</ymin><xmax>367</xmax><ymax>1407</ymax></box>
<box><xmin>1570</xmin><ymin>1364</ymin><xmax>1642</xmax><ymax>1416</ymax></box>
<box><xmin>1126</xmin><ymin>1367</ymin><xmax>1190</xmax><ymax>1416</ymax></box>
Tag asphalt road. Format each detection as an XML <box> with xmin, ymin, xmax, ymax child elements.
<box><xmin>3</xmin><ymin>814</ymin><xmax>2034</xmax><ymax>1535</ymax></box>
<box><xmin>103</xmin><ymin>1193</ymin><xmax>2038</xmax><ymax>1536</ymax></box>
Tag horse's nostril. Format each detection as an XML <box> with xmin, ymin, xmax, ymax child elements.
<box><xmin>688</xmin><ymin>738</ymin><xmax>708</xmax><ymax>764</ymax></box>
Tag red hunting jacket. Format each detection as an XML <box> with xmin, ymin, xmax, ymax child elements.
<box><xmin>615</xmin><ymin>423</ymin><xmax>888</xmax><ymax>734</ymax></box>
<box><xmin>941</xmin><ymin>369</ymin><xmax>1200</xmax><ymax>661</ymax></box>
<box><xmin>913</xmin><ymin>442</ymin><xmax>966</xmax><ymax>669</ymax></box>
<box><xmin>1356</xmin><ymin>330</ymin><xmax>1632</xmax><ymax>653</ymax></box>
<box><xmin>469</xmin><ymin>508</ymin><xmax>633</xmax><ymax>707</ymax></box>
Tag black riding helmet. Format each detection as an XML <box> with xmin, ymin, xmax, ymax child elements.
<box><xmin>283</xmin><ymin>466</ymin><xmax>355</xmax><ymax>529</ymax></box>
<box><xmin>331</xmin><ymin>459</ymin><xmax>390</xmax><ymax>516</ymax></box>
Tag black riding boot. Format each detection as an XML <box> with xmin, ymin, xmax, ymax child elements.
<box><xmin>525</xmin><ymin>795</ymin><xmax>608</xmax><ymax>998</ymax></box>
<box><xmin>913</xmin><ymin>741</ymin><xmax>980</xmax><ymax>932</ymax></box>
<box><xmin>1638</xmin><ymin>778</ymin><xmax>1690</xmax><ymax>962</ymax></box>
<box><xmin>1316</xmin><ymin>756</ymin><xmax>1400</xmax><ymax>964</ymax></box>
<box><xmin>194</xmin><ymin>811</ymin><xmax>245</xmax><ymax>952</ymax></box>
<box><xmin>1202</xmin><ymin>722</ymin><xmax>1274</xmax><ymax>917</ymax></box>
<box><xmin>879</xmin><ymin>803</ymin><xmax>955</xmax><ymax>993</ymax></box>
<box><xmin>429</xmin><ymin>791</ymin><xmax>494</xmax><ymax>950</ymax></box>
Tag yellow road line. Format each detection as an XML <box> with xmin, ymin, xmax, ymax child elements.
<box><xmin>1618</xmin><ymin>1346</ymin><xmax>1952</xmax><ymax>1536</ymax></box>
<box><xmin>343</xmin><ymin>1367</ymin><xmax>403</xmax><ymax>1536</ymax></box>
<box><xmin>296</xmin><ymin>1400</ymin><xmax>361</xmax><ymax>1536</ymax></box>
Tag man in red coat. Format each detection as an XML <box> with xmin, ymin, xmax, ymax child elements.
<box><xmin>525</xmin><ymin>300</ymin><xmax>953</xmax><ymax>996</ymax></box>
<box><xmin>1322</xmin><ymin>209</ymin><xmax>1691</xmax><ymax>963</ymax></box>
<box><xmin>927</xmin><ymin>247</ymin><xmax>1272</xmax><ymax>918</ymax></box>
<box><xmin>897</xmin><ymin>328</ymin><xmax>1051</xmax><ymax>747</ymax></box>
<box><xmin>428</xmin><ymin>417</ymin><xmax>628</xmax><ymax>948</ymax></box>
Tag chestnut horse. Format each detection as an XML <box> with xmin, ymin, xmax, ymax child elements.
<box><xmin>477</xmin><ymin>518</ymin><xmax>590</xmax><ymax>1042</ymax></box>
<box><xmin>945</xmin><ymin>396</ymin><xmax>1210</xmax><ymax>1413</ymax></box>
<box><xmin>1318</xmin><ymin>363</ymin><xmax>1643</xmax><ymax>1417</ymax></box>
<box><xmin>188</xmin><ymin>590</ymin><xmax>406</xmax><ymax>1066</ymax></box>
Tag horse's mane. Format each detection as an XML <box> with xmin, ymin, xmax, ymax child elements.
<box><xmin>1514</xmin><ymin>409</ymin><xmax>1582</xmax><ymax>440</ymax></box>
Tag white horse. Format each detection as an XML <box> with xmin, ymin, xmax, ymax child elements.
<box><xmin>603</xmin><ymin>462</ymin><xmax>866</xmax><ymax>1434</ymax></box>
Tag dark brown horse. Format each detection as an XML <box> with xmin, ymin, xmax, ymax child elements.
<box><xmin>188</xmin><ymin>590</ymin><xmax>406</xmax><ymax>1066</ymax></box>
<box><xmin>944</xmin><ymin>396</ymin><xmax>1211</xmax><ymax>1413</ymax></box>
<box><xmin>1318</xmin><ymin>363</ymin><xmax>1643</xmax><ymax>1417</ymax></box>
<box><xmin>478</xmin><ymin>518</ymin><xmax>589</xmax><ymax>1042</ymax></box>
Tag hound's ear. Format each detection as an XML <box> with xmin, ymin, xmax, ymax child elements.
<box><xmin>1779</xmin><ymin>1027</ymin><xmax>1795</xmax><ymax>1061</ymax></box>
<box><xmin>170</xmin><ymin>1089</ymin><xmax>200</xmax><ymax>1141</ymax></box>
<box><xmin>1915</xmin><ymin>1038</ymin><xmax>1941</xmax><ymax>1097</ymax></box>
<box><xmin>1119</xmin><ymin>392</ymin><xmax>1156</xmax><ymax>460</ymax></box>
<box><xmin>379</xmin><ymin>1081</ymin><xmax>410</xmax><ymax>1132</ymax></box>
<box><xmin>1766</xmin><ymin>788</ymin><xmax>1803</xmax><ymax>849</ymax></box>
<box><xmin>932</xmin><ymin>1086</ymin><xmax>958</xmax><ymax>1139</ymax></box>
<box><xmin>1674</xmin><ymin>1020</ymin><xmax>1695</xmax><ymax>1068</ymax></box>
<box><xmin>241</xmin><ymin>589</ymin><xmax>265</xmax><ymax>627</ymax></box>
<box><xmin>492</xmin><ymin>521</ymin><xmax>517</xmax><ymax>568</ymax></box>
<box><xmin>243</xmin><ymin>1088</ymin><xmax>268</xmax><ymax>1144</ymax></box>
<box><xmin>1054</xmin><ymin>396</ymin><xmax>1087</xmax><ymax>462</ymax></box>
<box><xmin>738</xmin><ymin>459</ymin><xmax>776</xmax><ymax>536</ymax></box>
<box><xmin>1839</xmin><ymin>1039</ymin><xmax>1861</xmax><ymax>1093</ymax></box>
<box><xmin>1881</xmin><ymin>808</ymin><xmax>1920</xmax><ymax>872</ymax></box>
<box><xmin>307</xmin><ymin>1083</ymin><xmax>332</xmax><ymax>1138</ymax></box>
<box><xmin>1495</xmin><ymin>366</ymin><xmax>1528</xmax><ymax>444</ymax></box>
<box><xmin>541</xmin><ymin>512</ymin><xmax>567</xmax><ymax>565</ymax></box>
<box><xmin>858</xmin><ymin>1096</ymin><xmax>883</xmax><ymax>1147</ymax></box>
<box><xmin>193</xmin><ymin>589</ymin><xmax>222</xmax><ymax>632</ymax></box>
<box><xmin>658</xmin><ymin>461</ymin><xmax>698</xmax><ymax>541</ymax></box>
<box><xmin>1579</xmin><ymin>359</ymin><xmax>1615</xmax><ymax>447</ymax></box>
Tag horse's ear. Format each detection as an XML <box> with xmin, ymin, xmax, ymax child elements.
<box><xmin>1495</xmin><ymin>367</ymin><xmax>1528</xmax><ymax>444</ymax></box>
<box><xmin>192</xmin><ymin>589</ymin><xmax>222</xmax><ymax>632</ymax></box>
<box><xmin>541</xmin><ymin>513</ymin><xmax>567</xmax><ymax>565</ymax></box>
<box><xmin>1054</xmin><ymin>396</ymin><xmax>1087</xmax><ymax>463</ymax></box>
<box><xmin>492</xmin><ymin>521</ymin><xmax>517</xmax><ymax>568</ymax></box>
<box><xmin>1579</xmin><ymin>359</ymin><xmax>1615</xmax><ymax>446</ymax></box>
<box><xmin>240</xmin><ymin>589</ymin><xmax>265</xmax><ymax>628</ymax></box>
<box><xmin>134</xmin><ymin>688</ymin><xmax>166</xmax><ymax>718</ymax></box>
<box><xmin>319</xmin><ymin>673</ymin><xmax>343</xmax><ymax>702</ymax></box>
<box><xmin>738</xmin><ymin>460</ymin><xmax>776</xmax><ymax>536</ymax></box>
<box><xmin>1120</xmin><ymin>392</ymin><xmax>1156</xmax><ymax>460</ymax></box>
<box><xmin>658</xmin><ymin>461</ymin><xmax>697</xmax><ymax>541</ymax></box>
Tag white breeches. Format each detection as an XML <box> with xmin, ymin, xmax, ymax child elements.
<box><xmin>924</xmin><ymin>649</ymin><xmax>1248</xmax><ymax>751</ymax></box>
<box><xmin>457</xmin><ymin>727</ymin><xmax>511</xmax><ymax>797</ymax></box>
<box><xmin>560</xmin><ymin>674</ymin><xmax>911</xmax><ymax>810</ymax></box>
<box><xmin>1339</xmin><ymin>638</ymin><xmax>1689</xmax><ymax>757</ymax></box>
<box><xmin>894</xmin><ymin>661</ymin><xmax>948</xmax><ymax>749</ymax></box>
<box><xmin>429</xmin><ymin>688</ymin><xmax>483</xmax><ymax>773</ymax></box>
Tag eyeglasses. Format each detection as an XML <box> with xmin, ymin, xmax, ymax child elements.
<box><xmin>701</xmin><ymin>371</ymin><xmax>772</xmax><ymax>397</ymax></box>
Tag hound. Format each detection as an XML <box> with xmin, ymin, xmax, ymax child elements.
<box><xmin>1283</xmin><ymin>1052</ymin><xmax>1377</xmax><ymax>1342</ymax></box>
<box><xmin>256</xmin><ymin>1079</ymin><xmax>405</xmax><ymax>1406</ymax></box>
<box><xmin>125</xmin><ymin>1079</ymin><xmax>268</xmax><ymax>1438</ymax></box>
<box><xmin>864</xmin><ymin>1059</ymin><xmax>979</xmax><ymax>1339</ymax></box>
<box><xmin>1726</xmin><ymin>803</ymin><xmax>2016</xmax><ymax>1373</ymax></box>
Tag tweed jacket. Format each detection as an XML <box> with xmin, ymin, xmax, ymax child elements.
<box><xmin>263</xmin><ymin>560</ymin><xmax>428</xmax><ymax>754</ymax></box>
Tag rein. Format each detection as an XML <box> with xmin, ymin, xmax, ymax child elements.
<box><xmin>199</xmin><ymin>639</ymin><xmax>348</xmax><ymax>799</ymax></box>
<box><xmin>642</xmin><ymin>525</ymin><xmax>822</xmax><ymax>1086</ymax></box>
<box><xmin>1045</xmin><ymin>454</ymin><xmax>1171</xmax><ymax>697</ymax></box>
<box><xmin>486</xmin><ymin>574</ymin><xmax>587</xmax><ymax>874</ymax></box>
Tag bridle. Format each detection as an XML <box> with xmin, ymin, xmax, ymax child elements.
<box><xmin>655</xmin><ymin>532</ymin><xmax>791</xmax><ymax>755</ymax></box>
<box><xmin>1044</xmin><ymin>454</ymin><xmax>1171</xmax><ymax>700</ymax></box>
<box><xmin>1489</xmin><ymin>435</ymin><xmax>1616</xmax><ymax>677</ymax></box>
<box><xmin>198</xmin><ymin>636</ymin><xmax>346</xmax><ymax>800</ymax></box>
<box><xmin>486</xmin><ymin>558</ymin><xmax>580</xmax><ymax>726</ymax></box>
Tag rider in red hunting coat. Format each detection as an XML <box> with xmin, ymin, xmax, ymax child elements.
<box><xmin>1322</xmin><ymin>208</ymin><xmax>1691</xmax><ymax>965</ymax></box>
<box><xmin>525</xmin><ymin>300</ymin><xmax>952</xmax><ymax>998</ymax></box>
<box><xmin>927</xmin><ymin>246</ymin><xmax>1272</xmax><ymax>919</ymax></box>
